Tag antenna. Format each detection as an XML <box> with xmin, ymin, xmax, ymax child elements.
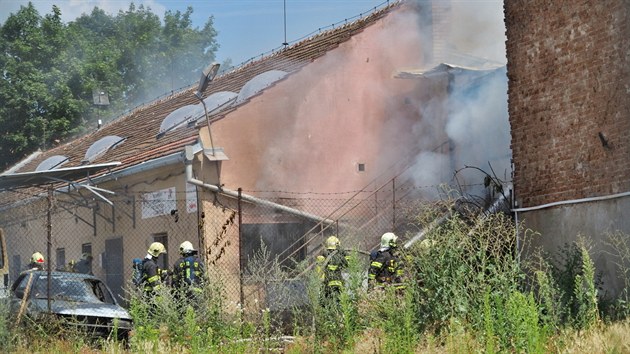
<box><xmin>282</xmin><ymin>0</ymin><xmax>288</xmax><ymax>46</ymax></box>
<box><xmin>92</xmin><ymin>88</ymin><xmax>109</xmax><ymax>130</ymax></box>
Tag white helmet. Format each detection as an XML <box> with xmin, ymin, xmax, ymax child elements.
<box><xmin>31</xmin><ymin>252</ymin><xmax>45</xmax><ymax>264</ymax></box>
<box><xmin>179</xmin><ymin>241</ymin><xmax>195</xmax><ymax>254</ymax></box>
<box><xmin>380</xmin><ymin>232</ymin><xmax>398</xmax><ymax>249</ymax></box>
<box><xmin>148</xmin><ymin>242</ymin><xmax>167</xmax><ymax>257</ymax></box>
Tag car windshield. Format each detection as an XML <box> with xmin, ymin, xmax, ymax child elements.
<box><xmin>32</xmin><ymin>274</ymin><xmax>116</xmax><ymax>304</ymax></box>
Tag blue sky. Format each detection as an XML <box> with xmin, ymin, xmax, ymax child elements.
<box><xmin>0</xmin><ymin>0</ymin><xmax>389</xmax><ymax>66</ymax></box>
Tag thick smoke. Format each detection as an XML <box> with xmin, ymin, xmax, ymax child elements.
<box><xmin>242</xmin><ymin>0</ymin><xmax>509</xmax><ymax>205</ymax></box>
<box><xmin>409</xmin><ymin>0</ymin><xmax>510</xmax><ymax>200</ymax></box>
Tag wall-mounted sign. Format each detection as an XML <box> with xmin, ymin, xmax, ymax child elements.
<box><xmin>142</xmin><ymin>187</ymin><xmax>177</xmax><ymax>219</ymax></box>
<box><xmin>186</xmin><ymin>183</ymin><xmax>198</xmax><ymax>213</ymax></box>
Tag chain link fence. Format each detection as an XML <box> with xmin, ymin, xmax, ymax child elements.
<box><xmin>0</xmin><ymin>175</ymin><xmax>434</xmax><ymax>320</ymax></box>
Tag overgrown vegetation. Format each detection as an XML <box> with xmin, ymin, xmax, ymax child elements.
<box><xmin>3</xmin><ymin>201</ymin><xmax>630</xmax><ymax>353</ymax></box>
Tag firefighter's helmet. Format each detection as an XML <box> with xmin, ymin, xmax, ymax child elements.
<box><xmin>380</xmin><ymin>232</ymin><xmax>398</xmax><ymax>249</ymax></box>
<box><xmin>179</xmin><ymin>241</ymin><xmax>195</xmax><ymax>254</ymax></box>
<box><xmin>31</xmin><ymin>252</ymin><xmax>45</xmax><ymax>264</ymax></box>
<box><xmin>148</xmin><ymin>242</ymin><xmax>167</xmax><ymax>257</ymax></box>
<box><xmin>325</xmin><ymin>236</ymin><xmax>340</xmax><ymax>250</ymax></box>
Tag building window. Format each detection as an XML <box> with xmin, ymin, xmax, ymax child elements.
<box><xmin>56</xmin><ymin>248</ymin><xmax>65</xmax><ymax>271</ymax></box>
<box><xmin>152</xmin><ymin>233</ymin><xmax>169</xmax><ymax>270</ymax></box>
<box><xmin>358</xmin><ymin>163</ymin><xmax>365</xmax><ymax>172</ymax></box>
<box><xmin>82</xmin><ymin>243</ymin><xmax>93</xmax><ymax>274</ymax></box>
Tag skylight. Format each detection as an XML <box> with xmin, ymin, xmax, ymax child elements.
<box><xmin>201</xmin><ymin>91</ymin><xmax>237</xmax><ymax>114</ymax></box>
<box><xmin>84</xmin><ymin>135</ymin><xmax>125</xmax><ymax>163</ymax></box>
<box><xmin>35</xmin><ymin>155</ymin><xmax>69</xmax><ymax>171</ymax></box>
<box><xmin>158</xmin><ymin>105</ymin><xmax>201</xmax><ymax>136</ymax></box>
<box><xmin>235</xmin><ymin>70</ymin><xmax>288</xmax><ymax>104</ymax></box>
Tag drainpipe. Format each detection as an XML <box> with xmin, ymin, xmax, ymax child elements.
<box><xmin>184</xmin><ymin>146</ymin><xmax>334</xmax><ymax>225</ymax></box>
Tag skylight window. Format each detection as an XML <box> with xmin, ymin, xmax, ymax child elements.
<box><xmin>157</xmin><ymin>91</ymin><xmax>239</xmax><ymax>139</ymax></box>
<box><xmin>235</xmin><ymin>70</ymin><xmax>288</xmax><ymax>104</ymax></box>
<box><xmin>84</xmin><ymin>135</ymin><xmax>125</xmax><ymax>163</ymax></box>
<box><xmin>35</xmin><ymin>155</ymin><xmax>69</xmax><ymax>171</ymax></box>
<box><xmin>200</xmin><ymin>91</ymin><xmax>237</xmax><ymax>115</ymax></box>
<box><xmin>158</xmin><ymin>105</ymin><xmax>201</xmax><ymax>137</ymax></box>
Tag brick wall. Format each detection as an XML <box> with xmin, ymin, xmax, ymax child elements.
<box><xmin>505</xmin><ymin>0</ymin><xmax>630</xmax><ymax>207</ymax></box>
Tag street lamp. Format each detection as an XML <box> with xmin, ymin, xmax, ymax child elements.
<box><xmin>195</xmin><ymin>62</ymin><xmax>220</xmax><ymax>155</ymax></box>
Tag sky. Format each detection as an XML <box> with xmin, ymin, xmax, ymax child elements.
<box><xmin>0</xmin><ymin>0</ymin><xmax>393</xmax><ymax>66</ymax></box>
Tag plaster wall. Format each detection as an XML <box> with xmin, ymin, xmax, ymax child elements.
<box><xmin>209</xmin><ymin>8</ymin><xmax>429</xmax><ymax>196</ymax></box>
<box><xmin>519</xmin><ymin>196</ymin><xmax>630</xmax><ymax>297</ymax></box>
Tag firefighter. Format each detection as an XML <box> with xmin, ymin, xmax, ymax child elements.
<box><xmin>172</xmin><ymin>241</ymin><xmax>205</xmax><ymax>303</ymax></box>
<box><xmin>28</xmin><ymin>252</ymin><xmax>45</xmax><ymax>271</ymax></box>
<box><xmin>368</xmin><ymin>232</ymin><xmax>405</xmax><ymax>291</ymax></box>
<box><xmin>73</xmin><ymin>253</ymin><xmax>93</xmax><ymax>274</ymax></box>
<box><xmin>316</xmin><ymin>235</ymin><xmax>350</xmax><ymax>302</ymax></box>
<box><xmin>141</xmin><ymin>242</ymin><xmax>167</xmax><ymax>296</ymax></box>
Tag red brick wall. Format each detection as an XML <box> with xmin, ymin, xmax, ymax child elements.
<box><xmin>505</xmin><ymin>1</ymin><xmax>630</xmax><ymax>207</ymax></box>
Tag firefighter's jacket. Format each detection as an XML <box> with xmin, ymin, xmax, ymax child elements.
<box><xmin>368</xmin><ymin>248</ymin><xmax>404</xmax><ymax>290</ymax></box>
<box><xmin>172</xmin><ymin>253</ymin><xmax>205</xmax><ymax>292</ymax></box>
<box><xmin>142</xmin><ymin>256</ymin><xmax>166</xmax><ymax>294</ymax></box>
<box><xmin>316</xmin><ymin>249</ymin><xmax>349</xmax><ymax>289</ymax></box>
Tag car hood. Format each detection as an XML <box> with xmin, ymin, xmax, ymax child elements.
<box><xmin>30</xmin><ymin>299</ymin><xmax>132</xmax><ymax>320</ymax></box>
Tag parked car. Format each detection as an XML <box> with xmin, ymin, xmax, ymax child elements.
<box><xmin>8</xmin><ymin>270</ymin><xmax>132</xmax><ymax>341</ymax></box>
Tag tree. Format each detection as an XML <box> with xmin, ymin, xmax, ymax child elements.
<box><xmin>0</xmin><ymin>2</ymin><xmax>219</xmax><ymax>169</ymax></box>
<box><xmin>0</xmin><ymin>4</ymin><xmax>85</xmax><ymax>167</ymax></box>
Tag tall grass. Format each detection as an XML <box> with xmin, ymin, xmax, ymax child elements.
<box><xmin>5</xmin><ymin>204</ymin><xmax>630</xmax><ymax>353</ymax></box>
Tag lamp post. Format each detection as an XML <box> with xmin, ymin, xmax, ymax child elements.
<box><xmin>195</xmin><ymin>62</ymin><xmax>221</xmax><ymax>156</ymax></box>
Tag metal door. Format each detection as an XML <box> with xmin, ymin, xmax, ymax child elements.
<box><xmin>104</xmin><ymin>237</ymin><xmax>124</xmax><ymax>303</ymax></box>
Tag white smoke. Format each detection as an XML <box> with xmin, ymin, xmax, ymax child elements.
<box><xmin>408</xmin><ymin>0</ymin><xmax>510</xmax><ymax>200</ymax></box>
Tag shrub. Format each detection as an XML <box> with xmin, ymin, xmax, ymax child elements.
<box><xmin>409</xmin><ymin>211</ymin><xmax>524</xmax><ymax>336</ymax></box>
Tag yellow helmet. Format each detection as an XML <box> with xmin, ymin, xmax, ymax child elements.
<box><xmin>325</xmin><ymin>236</ymin><xmax>340</xmax><ymax>250</ymax></box>
<box><xmin>148</xmin><ymin>242</ymin><xmax>167</xmax><ymax>257</ymax></box>
<box><xmin>380</xmin><ymin>232</ymin><xmax>398</xmax><ymax>248</ymax></box>
<box><xmin>31</xmin><ymin>252</ymin><xmax>45</xmax><ymax>264</ymax></box>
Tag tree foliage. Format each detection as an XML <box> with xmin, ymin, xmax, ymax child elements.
<box><xmin>0</xmin><ymin>2</ymin><xmax>219</xmax><ymax>169</ymax></box>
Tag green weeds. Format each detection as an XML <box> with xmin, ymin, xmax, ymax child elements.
<box><xmin>5</xmin><ymin>205</ymin><xmax>630</xmax><ymax>353</ymax></box>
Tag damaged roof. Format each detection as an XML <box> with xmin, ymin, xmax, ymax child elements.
<box><xmin>3</xmin><ymin>2</ymin><xmax>401</xmax><ymax>185</ymax></box>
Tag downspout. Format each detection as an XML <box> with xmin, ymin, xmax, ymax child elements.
<box><xmin>184</xmin><ymin>146</ymin><xmax>334</xmax><ymax>225</ymax></box>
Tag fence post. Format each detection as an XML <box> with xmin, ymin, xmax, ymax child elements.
<box><xmin>238</xmin><ymin>188</ymin><xmax>244</xmax><ymax>307</ymax></box>
<box><xmin>47</xmin><ymin>186</ymin><xmax>53</xmax><ymax>313</ymax></box>
<box><xmin>392</xmin><ymin>177</ymin><xmax>396</xmax><ymax>232</ymax></box>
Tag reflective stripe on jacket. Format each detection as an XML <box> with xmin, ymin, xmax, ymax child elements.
<box><xmin>316</xmin><ymin>249</ymin><xmax>349</xmax><ymax>288</ymax></box>
<box><xmin>368</xmin><ymin>249</ymin><xmax>404</xmax><ymax>287</ymax></box>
